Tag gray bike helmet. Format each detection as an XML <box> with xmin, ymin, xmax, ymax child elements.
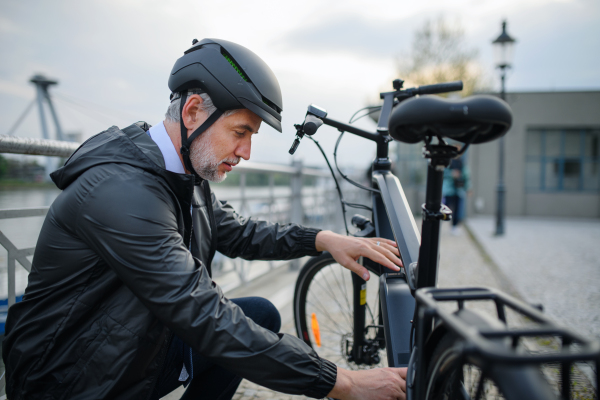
<box><xmin>168</xmin><ymin>38</ymin><xmax>283</xmax><ymax>180</ymax></box>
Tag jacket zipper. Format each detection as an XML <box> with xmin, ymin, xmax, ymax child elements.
<box><xmin>146</xmin><ymin>176</ymin><xmax>194</xmax><ymax>399</ymax></box>
<box><xmin>203</xmin><ymin>181</ymin><xmax>218</xmax><ymax>277</ymax></box>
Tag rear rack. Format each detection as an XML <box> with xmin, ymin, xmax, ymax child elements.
<box><xmin>412</xmin><ymin>287</ymin><xmax>600</xmax><ymax>399</ymax></box>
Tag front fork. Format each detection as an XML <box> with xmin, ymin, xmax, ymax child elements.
<box><xmin>351</xmin><ymin>270</ymin><xmax>367</xmax><ymax>362</ymax></box>
<box><xmin>348</xmin><ymin>258</ymin><xmax>383</xmax><ymax>365</ymax></box>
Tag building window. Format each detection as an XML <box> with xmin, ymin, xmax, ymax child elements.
<box><xmin>525</xmin><ymin>128</ymin><xmax>600</xmax><ymax>192</ymax></box>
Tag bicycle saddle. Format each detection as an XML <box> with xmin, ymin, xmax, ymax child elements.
<box><xmin>388</xmin><ymin>95</ymin><xmax>512</xmax><ymax>144</ymax></box>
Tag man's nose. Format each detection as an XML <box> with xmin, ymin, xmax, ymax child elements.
<box><xmin>236</xmin><ymin>137</ymin><xmax>251</xmax><ymax>161</ymax></box>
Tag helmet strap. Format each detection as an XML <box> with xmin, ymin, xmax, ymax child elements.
<box><xmin>178</xmin><ymin>91</ymin><xmax>223</xmax><ymax>184</ymax></box>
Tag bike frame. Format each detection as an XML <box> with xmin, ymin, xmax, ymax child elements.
<box><xmin>312</xmin><ymin>90</ymin><xmax>443</xmax><ymax>368</ymax></box>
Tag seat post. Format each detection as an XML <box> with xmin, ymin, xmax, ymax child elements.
<box><xmin>416</xmin><ymin>144</ymin><xmax>457</xmax><ymax>289</ymax></box>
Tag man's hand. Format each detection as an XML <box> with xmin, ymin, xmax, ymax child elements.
<box><xmin>328</xmin><ymin>367</ymin><xmax>407</xmax><ymax>400</ymax></box>
<box><xmin>315</xmin><ymin>231</ymin><xmax>402</xmax><ymax>281</ymax></box>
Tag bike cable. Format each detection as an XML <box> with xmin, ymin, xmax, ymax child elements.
<box><xmin>333</xmin><ymin>132</ymin><xmax>381</xmax><ymax>195</ymax></box>
<box><xmin>348</xmin><ymin>106</ymin><xmax>382</xmax><ymax>124</ymax></box>
<box><xmin>305</xmin><ymin>105</ymin><xmax>385</xmax><ymax>234</ymax></box>
<box><xmin>328</xmin><ymin>105</ymin><xmax>384</xmax><ymax>195</ymax></box>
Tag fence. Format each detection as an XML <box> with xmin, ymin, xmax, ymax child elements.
<box><xmin>0</xmin><ymin>134</ymin><xmax>368</xmax><ymax>311</ymax></box>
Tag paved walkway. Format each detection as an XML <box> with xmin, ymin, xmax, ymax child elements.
<box><xmin>466</xmin><ymin>216</ymin><xmax>600</xmax><ymax>341</ymax></box>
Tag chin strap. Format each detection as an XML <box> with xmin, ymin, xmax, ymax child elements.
<box><xmin>178</xmin><ymin>91</ymin><xmax>223</xmax><ymax>185</ymax></box>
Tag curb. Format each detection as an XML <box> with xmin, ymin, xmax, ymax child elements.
<box><xmin>463</xmin><ymin>221</ymin><xmax>524</xmax><ymax>301</ymax></box>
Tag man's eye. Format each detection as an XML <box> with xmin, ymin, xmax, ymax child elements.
<box><xmin>235</xmin><ymin>131</ymin><xmax>245</xmax><ymax>137</ymax></box>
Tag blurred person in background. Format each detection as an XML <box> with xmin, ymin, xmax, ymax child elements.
<box><xmin>443</xmin><ymin>155</ymin><xmax>471</xmax><ymax>235</ymax></box>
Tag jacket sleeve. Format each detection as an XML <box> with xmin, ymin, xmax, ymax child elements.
<box><xmin>75</xmin><ymin>172</ymin><xmax>336</xmax><ymax>398</ymax></box>
<box><xmin>212</xmin><ymin>191</ymin><xmax>322</xmax><ymax>260</ymax></box>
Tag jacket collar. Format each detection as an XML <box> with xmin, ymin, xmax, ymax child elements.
<box><xmin>50</xmin><ymin>123</ymin><xmax>197</xmax><ymax>201</ymax></box>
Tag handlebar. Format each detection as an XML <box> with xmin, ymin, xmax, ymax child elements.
<box><xmin>411</xmin><ymin>81</ymin><xmax>463</xmax><ymax>96</ymax></box>
<box><xmin>289</xmin><ymin>79</ymin><xmax>464</xmax><ymax>155</ymax></box>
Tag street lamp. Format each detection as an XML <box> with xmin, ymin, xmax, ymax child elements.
<box><xmin>492</xmin><ymin>20</ymin><xmax>516</xmax><ymax>236</ymax></box>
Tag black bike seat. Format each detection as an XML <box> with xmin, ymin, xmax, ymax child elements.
<box><xmin>388</xmin><ymin>95</ymin><xmax>512</xmax><ymax>144</ymax></box>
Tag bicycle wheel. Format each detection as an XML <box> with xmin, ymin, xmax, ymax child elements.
<box><xmin>294</xmin><ymin>252</ymin><xmax>386</xmax><ymax>370</ymax></box>
<box><xmin>425</xmin><ymin>332</ymin><xmax>558</xmax><ymax>400</ymax></box>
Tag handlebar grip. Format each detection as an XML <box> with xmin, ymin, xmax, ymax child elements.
<box><xmin>414</xmin><ymin>81</ymin><xmax>463</xmax><ymax>95</ymax></box>
<box><xmin>289</xmin><ymin>137</ymin><xmax>301</xmax><ymax>155</ymax></box>
<box><xmin>303</xmin><ymin>114</ymin><xmax>323</xmax><ymax>136</ymax></box>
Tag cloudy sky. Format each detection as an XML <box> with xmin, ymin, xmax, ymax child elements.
<box><xmin>1</xmin><ymin>0</ymin><xmax>599</xmax><ymax>169</ymax></box>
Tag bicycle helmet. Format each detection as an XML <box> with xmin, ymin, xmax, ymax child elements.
<box><xmin>168</xmin><ymin>38</ymin><xmax>283</xmax><ymax>180</ymax></box>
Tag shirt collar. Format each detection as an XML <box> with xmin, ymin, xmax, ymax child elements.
<box><xmin>147</xmin><ymin>121</ymin><xmax>186</xmax><ymax>174</ymax></box>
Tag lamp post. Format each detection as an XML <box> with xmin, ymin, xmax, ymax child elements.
<box><xmin>492</xmin><ymin>20</ymin><xmax>516</xmax><ymax>236</ymax></box>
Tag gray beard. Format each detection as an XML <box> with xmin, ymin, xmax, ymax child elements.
<box><xmin>189</xmin><ymin>131</ymin><xmax>239</xmax><ymax>183</ymax></box>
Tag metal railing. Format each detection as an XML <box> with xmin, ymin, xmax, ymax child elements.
<box><xmin>0</xmin><ymin>135</ymin><xmax>367</xmax><ymax>309</ymax></box>
<box><xmin>0</xmin><ymin>208</ymin><xmax>47</xmax><ymax>308</ymax></box>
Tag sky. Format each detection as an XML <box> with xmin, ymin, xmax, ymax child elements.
<box><xmin>1</xmin><ymin>0</ymin><xmax>599</xmax><ymax>170</ymax></box>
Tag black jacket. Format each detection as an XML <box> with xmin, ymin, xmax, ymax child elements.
<box><xmin>3</xmin><ymin>123</ymin><xmax>337</xmax><ymax>400</ymax></box>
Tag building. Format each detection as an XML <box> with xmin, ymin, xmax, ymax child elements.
<box><xmin>395</xmin><ymin>90</ymin><xmax>600</xmax><ymax>219</ymax></box>
<box><xmin>470</xmin><ymin>91</ymin><xmax>600</xmax><ymax>218</ymax></box>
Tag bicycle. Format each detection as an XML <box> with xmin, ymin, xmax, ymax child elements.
<box><xmin>290</xmin><ymin>79</ymin><xmax>600</xmax><ymax>399</ymax></box>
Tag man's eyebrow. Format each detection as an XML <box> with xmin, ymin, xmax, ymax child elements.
<box><xmin>235</xmin><ymin>124</ymin><xmax>259</xmax><ymax>133</ymax></box>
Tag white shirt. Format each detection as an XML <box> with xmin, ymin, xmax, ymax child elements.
<box><xmin>146</xmin><ymin>121</ymin><xmax>186</xmax><ymax>174</ymax></box>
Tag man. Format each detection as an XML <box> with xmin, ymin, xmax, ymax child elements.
<box><xmin>3</xmin><ymin>38</ymin><xmax>407</xmax><ymax>400</ymax></box>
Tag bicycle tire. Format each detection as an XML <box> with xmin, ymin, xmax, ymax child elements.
<box><xmin>425</xmin><ymin>332</ymin><xmax>558</xmax><ymax>400</ymax></box>
<box><xmin>293</xmin><ymin>252</ymin><xmax>386</xmax><ymax>370</ymax></box>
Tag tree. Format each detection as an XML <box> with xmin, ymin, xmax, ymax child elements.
<box><xmin>397</xmin><ymin>17</ymin><xmax>490</xmax><ymax>96</ymax></box>
<box><xmin>0</xmin><ymin>155</ymin><xmax>8</xmax><ymax>180</ymax></box>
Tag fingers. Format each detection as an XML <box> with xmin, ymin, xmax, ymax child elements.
<box><xmin>370</xmin><ymin>238</ymin><xmax>401</xmax><ymax>260</ymax></box>
<box><xmin>373</xmin><ymin>238</ymin><xmax>402</xmax><ymax>265</ymax></box>
<box><xmin>324</xmin><ymin>234</ymin><xmax>404</xmax><ymax>278</ymax></box>
<box><xmin>348</xmin><ymin>237</ymin><xmax>403</xmax><ymax>272</ymax></box>
<box><xmin>376</xmin><ymin>245</ymin><xmax>403</xmax><ymax>268</ymax></box>
<box><xmin>365</xmin><ymin>244</ymin><xmax>403</xmax><ymax>270</ymax></box>
<box><xmin>396</xmin><ymin>368</ymin><xmax>408</xmax><ymax>399</ymax></box>
<box><xmin>370</xmin><ymin>237</ymin><xmax>398</xmax><ymax>252</ymax></box>
<box><xmin>343</xmin><ymin>258</ymin><xmax>371</xmax><ymax>281</ymax></box>
<box><xmin>397</xmin><ymin>367</ymin><xmax>408</xmax><ymax>379</ymax></box>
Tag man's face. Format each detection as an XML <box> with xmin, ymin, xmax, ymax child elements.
<box><xmin>189</xmin><ymin>109</ymin><xmax>262</xmax><ymax>183</ymax></box>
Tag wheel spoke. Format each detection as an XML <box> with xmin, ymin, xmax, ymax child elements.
<box><xmin>321</xmin><ymin>265</ymin><xmax>353</xmax><ymax>323</ymax></box>
<box><xmin>328</xmin><ymin>264</ymin><xmax>353</xmax><ymax>314</ymax></box>
<box><xmin>306</xmin><ymin>282</ymin><xmax>352</xmax><ymax>326</ymax></box>
<box><xmin>311</xmin><ymin>268</ymin><xmax>353</xmax><ymax>327</ymax></box>
<box><xmin>305</xmin><ymin>299</ymin><xmax>348</xmax><ymax>334</ymax></box>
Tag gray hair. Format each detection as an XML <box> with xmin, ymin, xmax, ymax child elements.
<box><xmin>165</xmin><ymin>89</ymin><xmax>239</xmax><ymax>123</ymax></box>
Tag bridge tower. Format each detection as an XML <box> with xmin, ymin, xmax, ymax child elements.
<box><xmin>29</xmin><ymin>74</ymin><xmax>65</xmax><ymax>180</ymax></box>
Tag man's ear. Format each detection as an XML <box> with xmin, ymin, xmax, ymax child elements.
<box><xmin>182</xmin><ymin>95</ymin><xmax>206</xmax><ymax>130</ymax></box>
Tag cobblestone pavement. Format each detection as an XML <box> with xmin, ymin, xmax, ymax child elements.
<box><xmin>466</xmin><ymin>216</ymin><xmax>600</xmax><ymax>341</ymax></box>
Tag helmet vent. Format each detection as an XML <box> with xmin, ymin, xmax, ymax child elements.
<box><xmin>220</xmin><ymin>47</ymin><xmax>281</xmax><ymax>115</ymax></box>
<box><xmin>262</xmin><ymin>97</ymin><xmax>281</xmax><ymax>114</ymax></box>
<box><xmin>221</xmin><ymin>51</ymin><xmax>249</xmax><ymax>82</ymax></box>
